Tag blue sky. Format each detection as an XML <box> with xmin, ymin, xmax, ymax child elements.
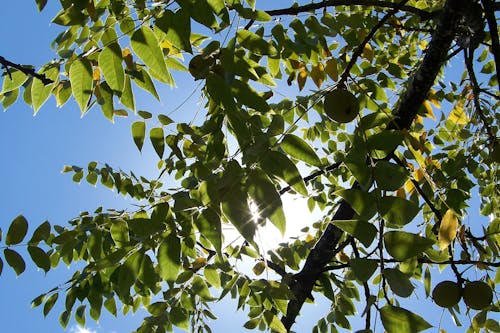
<box><xmin>0</xmin><ymin>1</ymin><xmax>496</xmax><ymax>333</ymax></box>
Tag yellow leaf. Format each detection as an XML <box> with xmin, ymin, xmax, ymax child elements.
<box><xmin>396</xmin><ymin>188</ymin><xmax>406</xmax><ymax>199</ymax></box>
<box><xmin>448</xmin><ymin>101</ymin><xmax>468</xmax><ymax>125</ymax></box>
<box><xmin>413</xmin><ymin>168</ymin><xmax>424</xmax><ymax>182</ymax></box>
<box><xmin>297</xmin><ymin>67</ymin><xmax>307</xmax><ymax>91</ymax></box>
<box><xmin>422</xmin><ymin>100</ymin><xmax>436</xmax><ymax>120</ymax></box>
<box><xmin>362</xmin><ymin>44</ymin><xmax>374</xmax><ymax>62</ymax></box>
<box><xmin>404</xmin><ymin>179</ymin><xmax>415</xmax><ymax>194</ymax></box>
<box><xmin>305</xmin><ymin>234</ymin><xmax>314</xmax><ymax>243</ymax></box>
<box><xmin>122</xmin><ymin>48</ymin><xmax>134</xmax><ymax>70</ymax></box>
<box><xmin>324</xmin><ymin>58</ymin><xmax>338</xmax><ymax>81</ymax></box>
<box><xmin>337</xmin><ymin>251</ymin><xmax>350</xmax><ymax>263</ymax></box>
<box><xmin>310</xmin><ymin>63</ymin><xmax>324</xmax><ymax>88</ymax></box>
<box><xmin>438</xmin><ymin>209</ymin><xmax>459</xmax><ymax>250</ymax></box>
<box><xmin>92</xmin><ymin>68</ymin><xmax>101</xmax><ymax>81</ymax></box>
<box><xmin>288</xmin><ymin>59</ymin><xmax>302</xmax><ymax>70</ymax></box>
<box><xmin>192</xmin><ymin>257</ymin><xmax>207</xmax><ymax>270</ymax></box>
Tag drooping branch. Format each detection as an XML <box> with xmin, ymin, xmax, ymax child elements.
<box><xmin>265</xmin><ymin>0</ymin><xmax>438</xmax><ymax>20</ymax></box>
<box><xmin>281</xmin><ymin>0</ymin><xmax>468</xmax><ymax>330</ymax></box>
<box><xmin>0</xmin><ymin>56</ymin><xmax>53</xmax><ymax>85</ymax></box>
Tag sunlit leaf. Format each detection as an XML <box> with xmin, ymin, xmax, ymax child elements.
<box><xmin>155</xmin><ymin>9</ymin><xmax>192</xmax><ymax>53</ymax></box>
<box><xmin>157</xmin><ymin>233</ymin><xmax>181</xmax><ymax>282</ymax></box>
<box><xmin>150</xmin><ymin>127</ymin><xmax>165</xmax><ymax>158</ymax></box>
<box><xmin>131</xmin><ymin>121</ymin><xmax>146</xmax><ymax>152</ymax></box>
<box><xmin>281</xmin><ymin>134</ymin><xmax>321</xmax><ymax>167</ymax></box>
<box><xmin>378</xmin><ymin>196</ymin><xmax>419</xmax><ymax>227</ymax></box>
<box><xmin>374</xmin><ymin>161</ymin><xmax>408</xmax><ymax>191</ymax></box>
<box><xmin>384</xmin><ymin>268</ymin><xmax>414</xmax><ymax>297</ymax></box>
<box><xmin>195</xmin><ymin>208</ymin><xmax>222</xmax><ymax>255</ymax></box>
<box><xmin>438</xmin><ymin>209</ymin><xmax>459</xmax><ymax>250</ymax></box>
<box><xmin>384</xmin><ymin>231</ymin><xmax>434</xmax><ymax>260</ymax></box>
<box><xmin>380</xmin><ymin>305</ymin><xmax>432</xmax><ymax>333</ymax></box>
<box><xmin>98</xmin><ymin>43</ymin><xmax>125</xmax><ymax>93</ymax></box>
<box><xmin>110</xmin><ymin>219</ymin><xmax>129</xmax><ymax>247</ymax></box>
<box><xmin>131</xmin><ymin>26</ymin><xmax>169</xmax><ymax>82</ymax></box>
<box><xmin>247</xmin><ymin>169</ymin><xmax>286</xmax><ymax>235</ymax></box>
<box><xmin>350</xmin><ymin>258</ymin><xmax>378</xmax><ymax>282</ymax></box>
<box><xmin>260</xmin><ymin>150</ymin><xmax>307</xmax><ymax>196</ymax></box>
<box><xmin>69</xmin><ymin>58</ymin><xmax>93</xmax><ymax>114</ymax></box>
<box><xmin>332</xmin><ymin>220</ymin><xmax>377</xmax><ymax>247</ymax></box>
<box><xmin>236</xmin><ymin>30</ymin><xmax>278</xmax><ymax>56</ymax></box>
<box><xmin>1</xmin><ymin>69</ymin><xmax>28</xmax><ymax>93</ymax></box>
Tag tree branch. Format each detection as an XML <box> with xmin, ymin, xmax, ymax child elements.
<box><xmin>340</xmin><ymin>0</ymin><xmax>410</xmax><ymax>84</ymax></box>
<box><xmin>0</xmin><ymin>56</ymin><xmax>53</xmax><ymax>85</ymax></box>
<box><xmin>281</xmin><ymin>0</ymin><xmax>467</xmax><ymax>330</ymax></box>
<box><xmin>265</xmin><ymin>0</ymin><xmax>438</xmax><ymax>20</ymax></box>
<box><xmin>481</xmin><ymin>0</ymin><xmax>500</xmax><ymax>93</ymax></box>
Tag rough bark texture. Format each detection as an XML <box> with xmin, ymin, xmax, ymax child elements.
<box><xmin>281</xmin><ymin>0</ymin><xmax>467</xmax><ymax>330</ymax></box>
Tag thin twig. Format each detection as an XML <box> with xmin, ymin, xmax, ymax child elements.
<box><xmin>0</xmin><ymin>56</ymin><xmax>53</xmax><ymax>85</ymax></box>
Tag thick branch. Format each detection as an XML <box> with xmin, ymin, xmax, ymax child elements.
<box><xmin>481</xmin><ymin>0</ymin><xmax>500</xmax><ymax>92</ymax></box>
<box><xmin>0</xmin><ymin>56</ymin><xmax>53</xmax><ymax>85</ymax></box>
<box><xmin>266</xmin><ymin>0</ymin><xmax>438</xmax><ymax>20</ymax></box>
<box><xmin>282</xmin><ymin>0</ymin><xmax>467</xmax><ymax>330</ymax></box>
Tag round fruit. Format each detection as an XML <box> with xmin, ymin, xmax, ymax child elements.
<box><xmin>432</xmin><ymin>280</ymin><xmax>462</xmax><ymax>308</ymax></box>
<box><xmin>188</xmin><ymin>55</ymin><xmax>215</xmax><ymax>80</ymax></box>
<box><xmin>463</xmin><ymin>281</ymin><xmax>493</xmax><ymax>310</ymax></box>
<box><xmin>323</xmin><ymin>88</ymin><xmax>360</xmax><ymax>123</ymax></box>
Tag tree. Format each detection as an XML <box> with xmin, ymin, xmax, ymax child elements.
<box><xmin>0</xmin><ymin>0</ymin><xmax>499</xmax><ymax>332</ymax></box>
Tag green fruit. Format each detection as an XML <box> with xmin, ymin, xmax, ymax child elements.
<box><xmin>463</xmin><ymin>281</ymin><xmax>493</xmax><ymax>310</ymax></box>
<box><xmin>432</xmin><ymin>280</ymin><xmax>462</xmax><ymax>308</ymax></box>
<box><xmin>323</xmin><ymin>88</ymin><xmax>360</xmax><ymax>123</ymax></box>
<box><xmin>188</xmin><ymin>55</ymin><xmax>215</xmax><ymax>80</ymax></box>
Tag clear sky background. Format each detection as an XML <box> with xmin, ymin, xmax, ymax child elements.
<box><xmin>0</xmin><ymin>1</ymin><xmax>494</xmax><ymax>333</ymax></box>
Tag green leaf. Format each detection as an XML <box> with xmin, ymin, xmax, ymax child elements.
<box><xmin>35</xmin><ymin>0</ymin><xmax>48</xmax><ymax>11</ymax></box>
<box><xmin>236</xmin><ymin>30</ymin><xmax>278</xmax><ymax>56</ymax></box>
<box><xmin>2</xmin><ymin>69</ymin><xmax>28</xmax><ymax>93</ymax></box>
<box><xmin>221</xmin><ymin>166</ymin><xmax>256</xmax><ymax>245</ymax></box>
<box><xmin>170</xmin><ymin>307</ymin><xmax>189</xmax><ymax>331</ymax></box>
<box><xmin>383</xmin><ymin>268</ymin><xmax>414</xmax><ymax>297</ymax></box>
<box><xmin>281</xmin><ymin>134</ymin><xmax>321</xmax><ymax>167</ymax></box>
<box><xmin>28</xmin><ymin>221</ymin><xmax>50</xmax><ymax>244</ymax></box>
<box><xmin>191</xmin><ymin>275</ymin><xmax>213</xmax><ymax>300</ymax></box>
<box><xmin>52</xmin><ymin>7</ymin><xmax>86</xmax><ymax>26</ymax></box>
<box><xmin>384</xmin><ymin>231</ymin><xmax>434</xmax><ymax>260</ymax></box>
<box><xmin>119</xmin><ymin>75</ymin><xmax>135</xmax><ymax>111</ymax></box>
<box><xmin>6</xmin><ymin>215</ymin><xmax>28</xmax><ymax>245</ymax></box>
<box><xmin>379</xmin><ymin>196</ymin><xmax>419</xmax><ymax>227</ymax></box>
<box><xmin>43</xmin><ymin>293</ymin><xmax>59</xmax><ymax>316</ymax></box>
<box><xmin>59</xmin><ymin>310</ymin><xmax>70</xmax><ymax>329</ymax></box>
<box><xmin>28</xmin><ymin>246</ymin><xmax>51</xmax><ymax>272</ymax></box>
<box><xmin>130</xmin><ymin>67</ymin><xmax>160</xmax><ymax>100</ymax></box>
<box><xmin>247</xmin><ymin>169</ymin><xmax>286</xmax><ymax>235</ymax></box>
<box><xmin>110</xmin><ymin>219</ymin><xmax>130</xmax><ymax>247</ymax></box>
<box><xmin>204</xmin><ymin>266</ymin><xmax>221</xmax><ymax>289</ymax></box>
<box><xmin>195</xmin><ymin>208</ymin><xmax>222</xmax><ymax>255</ymax></box>
<box><xmin>332</xmin><ymin>220</ymin><xmax>377</xmax><ymax>247</ymax></box>
<box><xmin>157</xmin><ymin>233</ymin><xmax>181</xmax><ymax>282</ymax></box>
<box><xmin>155</xmin><ymin>9</ymin><xmax>192</xmax><ymax>53</ymax></box>
<box><xmin>350</xmin><ymin>258</ymin><xmax>378</xmax><ymax>282</ymax></box>
<box><xmin>75</xmin><ymin>304</ymin><xmax>86</xmax><ymax>327</ymax></box>
<box><xmin>31</xmin><ymin>65</ymin><xmax>58</xmax><ymax>113</ymax></box>
<box><xmin>424</xmin><ymin>266</ymin><xmax>431</xmax><ymax>297</ymax></box>
<box><xmin>69</xmin><ymin>58</ymin><xmax>93</xmax><ymax>114</ymax></box>
<box><xmin>150</xmin><ymin>127</ymin><xmax>165</xmax><ymax>158</ymax></box>
<box><xmin>264</xmin><ymin>311</ymin><xmax>287</xmax><ymax>333</ymax></box>
<box><xmin>104</xmin><ymin>297</ymin><xmax>117</xmax><ymax>316</ymax></box>
<box><xmin>232</xmin><ymin>79</ymin><xmax>270</xmax><ymax>112</ymax></box>
<box><xmin>131</xmin><ymin>121</ymin><xmax>146</xmax><ymax>152</ymax></box>
<box><xmin>4</xmin><ymin>249</ymin><xmax>25</xmax><ymax>275</ymax></box>
<box><xmin>0</xmin><ymin>257</ymin><xmax>3</xmax><ymax>276</ymax></box>
<box><xmin>335</xmin><ymin>189</ymin><xmax>377</xmax><ymax>220</ymax></box>
<box><xmin>260</xmin><ymin>150</ymin><xmax>307</xmax><ymax>196</ymax></box>
<box><xmin>380</xmin><ymin>305</ymin><xmax>432</xmax><ymax>333</ymax></box>
<box><xmin>366</xmin><ymin>130</ymin><xmax>403</xmax><ymax>159</ymax></box>
<box><xmin>131</xmin><ymin>26</ymin><xmax>169</xmax><ymax>83</ymax></box>
<box><xmin>98</xmin><ymin>43</ymin><xmax>125</xmax><ymax>93</ymax></box>
<box><xmin>374</xmin><ymin>161</ymin><xmax>408</xmax><ymax>191</ymax></box>
<box><xmin>158</xmin><ymin>114</ymin><xmax>174</xmax><ymax>126</ymax></box>
<box><xmin>97</xmin><ymin>81</ymin><xmax>114</xmax><ymax>121</ymax></box>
